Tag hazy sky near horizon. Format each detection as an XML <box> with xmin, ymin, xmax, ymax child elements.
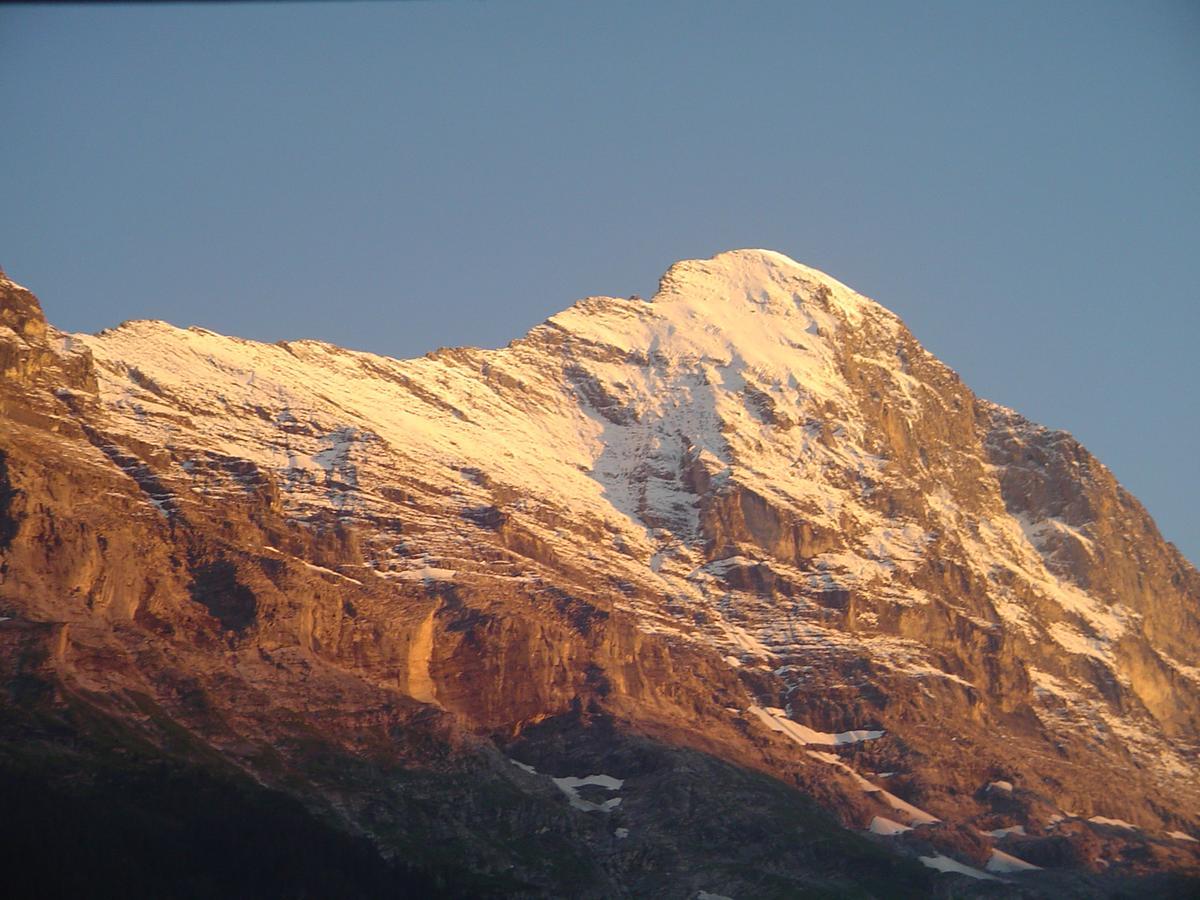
<box><xmin>2</xmin><ymin>1</ymin><xmax>1198</xmax><ymax>562</ymax></box>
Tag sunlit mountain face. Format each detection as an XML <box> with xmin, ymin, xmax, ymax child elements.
<box><xmin>2</xmin><ymin>252</ymin><xmax>1197</xmax><ymax>897</ymax></box>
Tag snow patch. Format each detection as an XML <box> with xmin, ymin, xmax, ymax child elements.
<box><xmin>984</xmin><ymin>825</ymin><xmax>1026</xmax><ymax>838</ymax></box>
<box><xmin>748</xmin><ymin>705</ymin><xmax>883</xmax><ymax>747</ymax></box>
<box><xmin>874</xmin><ymin>788</ymin><xmax>941</xmax><ymax>827</ymax></box>
<box><xmin>918</xmin><ymin>854</ymin><xmax>998</xmax><ymax>881</ymax></box>
<box><xmin>986</xmin><ymin>849</ymin><xmax>1041</xmax><ymax>873</ymax></box>
<box><xmin>509</xmin><ymin>759</ymin><xmax>538</xmax><ymax>775</ymax></box>
<box><xmin>299</xmin><ymin>559</ymin><xmax>363</xmax><ymax>585</ymax></box>
<box><xmin>261</xmin><ymin>546</ymin><xmax>364</xmax><ymax>585</ymax></box>
<box><xmin>395</xmin><ymin>566</ymin><xmax>458</xmax><ymax>581</ymax></box>
<box><xmin>804</xmin><ymin>750</ymin><xmax>940</xmax><ymax>826</ymax></box>
<box><xmin>552</xmin><ymin>774</ymin><xmax>624</xmax><ymax>813</ymax></box>
<box><xmin>868</xmin><ymin>816</ymin><xmax>912</xmax><ymax>836</ymax></box>
<box><xmin>1088</xmin><ymin>816</ymin><xmax>1138</xmax><ymax>830</ymax></box>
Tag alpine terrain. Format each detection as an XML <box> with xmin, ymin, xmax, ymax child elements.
<box><xmin>1</xmin><ymin>250</ymin><xmax>1197</xmax><ymax>898</ymax></box>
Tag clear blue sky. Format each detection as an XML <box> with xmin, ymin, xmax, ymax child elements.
<box><xmin>2</xmin><ymin>1</ymin><xmax>1197</xmax><ymax>563</ymax></box>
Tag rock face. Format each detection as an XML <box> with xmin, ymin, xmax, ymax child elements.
<box><xmin>1</xmin><ymin>252</ymin><xmax>1198</xmax><ymax>897</ymax></box>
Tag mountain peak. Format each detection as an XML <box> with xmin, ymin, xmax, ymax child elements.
<box><xmin>539</xmin><ymin>249</ymin><xmax>884</xmax><ymax>401</ymax></box>
<box><xmin>653</xmin><ymin>249</ymin><xmax>873</xmax><ymax>323</ymax></box>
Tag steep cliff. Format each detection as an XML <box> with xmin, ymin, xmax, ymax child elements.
<box><xmin>1</xmin><ymin>252</ymin><xmax>1196</xmax><ymax>897</ymax></box>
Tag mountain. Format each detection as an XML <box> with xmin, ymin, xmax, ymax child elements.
<box><xmin>1</xmin><ymin>250</ymin><xmax>1197</xmax><ymax>897</ymax></box>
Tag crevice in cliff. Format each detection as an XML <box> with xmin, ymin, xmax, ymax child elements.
<box><xmin>186</xmin><ymin>557</ymin><xmax>258</xmax><ymax>633</ymax></box>
<box><xmin>0</xmin><ymin>450</ymin><xmax>17</xmax><ymax>551</ymax></box>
